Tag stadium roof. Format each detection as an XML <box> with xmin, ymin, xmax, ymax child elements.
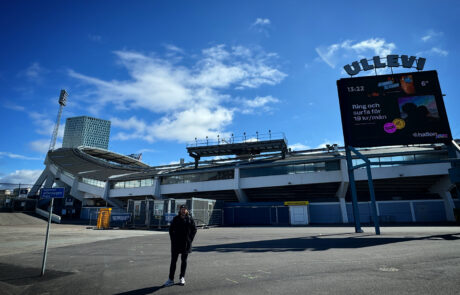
<box><xmin>79</xmin><ymin>147</ymin><xmax>149</xmax><ymax>168</ymax></box>
<box><xmin>110</xmin><ymin>144</ymin><xmax>449</xmax><ymax>181</ymax></box>
<box><xmin>47</xmin><ymin>148</ymin><xmax>150</xmax><ymax>181</ymax></box>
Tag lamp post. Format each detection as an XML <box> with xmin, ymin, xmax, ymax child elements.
<box><xmin>49</xmin><ymin>90</ymin><xmax>68</xmax><ymax>151</ymax></box>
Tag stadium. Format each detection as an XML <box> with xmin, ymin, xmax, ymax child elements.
<box><xmin>22</xmin><ymin>61</ymin><xmax>460</xmax><ymax>227</ymax></box>
<box><xmin>27</xmin><ymin>134</ymin><xmax>460</xmax><ymax>226</ymax></box>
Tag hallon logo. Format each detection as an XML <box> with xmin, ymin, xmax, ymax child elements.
<box><xmin>343</xmin><ymin>55</ymin><xmax>426</xmax><ymax>76</ymax></box>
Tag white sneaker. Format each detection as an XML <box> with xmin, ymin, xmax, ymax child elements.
<box><xmin>179</xmin><ymin>277</ymin><xmax>186</xmax><ymax>285</ymax></box>
<box><xmin>163</xmin><ymin>279</ymin><xmax>174</xmax><ymax>287</ymax></box>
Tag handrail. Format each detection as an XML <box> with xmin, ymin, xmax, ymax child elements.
<box><xmin>187</xmin><ymin>132</ymin><xmax>287</xmax><ymax>147</ymax></box>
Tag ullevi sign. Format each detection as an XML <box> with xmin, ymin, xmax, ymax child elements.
<box><xmin>344</xmin><ymin>55</ymin><xmax>426</xmax><ymax>76</ymax></box>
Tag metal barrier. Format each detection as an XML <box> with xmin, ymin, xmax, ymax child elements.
<box><xmin>191</xmin><ymin>209</ymin><xmax>223</xmax><ymax>227</ymax></box>
<box><xmin>223</xmin><ymin>206</ymin><xmax>291</xmax><ymax>226</ymax></box>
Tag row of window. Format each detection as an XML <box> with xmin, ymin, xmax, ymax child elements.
<box><xmin>110</xmin><ymin>178</ymin><xmax>154</xmax><ymax>189</ymax></box>
<box><xmin>239</xmin><ymin>161</ymin><xmax>340</xmax><ymax>178</ymax></box>
<box><xmin>88</xmin><ymin>152</ymin><xmax>448</xmax><ymax>189</ymax></box>
<box><xmin>161</xmin><ymin>170</ymin><xmax>234</xmax><ymax>184</ymax></box>
<box><xmin>352</xmin><ymin>153</ymin><xmax>447</xmax><ymax>168</ymax></box>
<box><xmin>82</xmin><ymin>177</ymin><xmax>106</xmax><ymax>188</ymax></box>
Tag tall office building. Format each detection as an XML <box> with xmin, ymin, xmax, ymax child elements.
<box><xmin>62</xmin><ymin>116</ymin><xmax>111</xmax><ymax>149</ymax></box>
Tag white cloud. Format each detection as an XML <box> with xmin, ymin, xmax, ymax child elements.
<box><xmin>251</xmin><ymin>18</ymin><xmax>271</xmax><ymax>36</ymax></box>
<box><xmin>3</xmin><ymin>102</ymin><xmax>25</xmax><ymax>111</ymax></box>
<box><xmin>29</xmin><ymin>112</ymin><xmax>55</xmax><ymax>136</ymax></box>
<box><xmin>243</xmin><ymin>96</ymin><xmax>279</xmax><ymax>108</ymax></box>
<box><xmin>289</xmin><ymin>143</ymin><xmax>311</xmax><ymax>151</ymax></box>
<box><xmin>70</xmin><ymin>45</ymin><xmax>286</xmax><ymax>143</ymax></box>
<box><xmin>164</xmin><ymin>44</ymin><xmax>184</xmax><ymax>54</ymax></box>
<box><xmin>29</xmin><ymin>111</ymin><xmax>65</xmax><ymax>139</ymax></box>
<box><xmin>315</xmin><ymin>140</ymin><xmax>343</xmax><ymax>148</ymax></box>
<box><xmin>19</xmin><ymin>62</ymin><xmax>47</xmax><ymax>82</ymax></box>
<box><xmin>153</xmin><ymin>107</ymin><xmax>233</xmax><ymax>141</ymax></box>
<box><xmin>252</xmin><ymin>18</ymin><xmax>271</xmax><ymax>26</ymax></box>
<box><xmin>239</xmin><ymin>95</ymin><xmax>280</xmax><ymax>114</ymax></box>
<box><xmin>315</xmin><ymin>38</ymin><xmax>396</xmax><ymax>68</ymax></box>
<box><xmin>29</xmin><ymin>139</ymin><xmax>51</xmax><ymax>154</ymax></box>
<box><xmin>7</xmin><ymin>104</ymin><xmax>63</xmax><ymax>153</ymax></box>
<box><xmin>428</xmin><ymin>47</ymin><xmax>448</xmax><ymax>57</ymax></box>
<box><xmin>416</xmin><ymin>47</ymin><xmax>449</xmax><ymax>57</ymax></box>
<box><xmin>0</xmin><ymin>169</ymin><xmax>42</xmax><ymax>186</ymax></box>
<box><xmin>0</xmin><ymin>151</ymin><xmax>42</xmax><ymax>161</ymax></box>
<box><xmin>111</xmin><ymin>107</ymin><xmax>233</xmax><ymax>143</ymax></box>
<box><xmin>25</xmin><ymin>62</ymin><xmax>43</xmax><ymax>78</ymax></box>
<box><xmin>430</xmin><ymin>47</ymin><xmax>448</xmax><ymax>56</ymax></box>
<box><xmin>8</xmin><ymin>107</ymin><xmax>64</xmax><ymax>154</ymax></box>
<box><xmin>163</xmin><ymin>44</ymin><xmax>185</xmax><ymax>61</ymax></box>
<box><xmin>315</xmin><ymin>44</ymin><xmax>340</xmax><ymax>68</ymax></box>
<box><xmin>421</xmin><ymin>30</ymin><xmax>443</xmax><ymax>42</ymax></box>
<box><xmin>421</xmin><ymin>35</ymin><xmax>431</xmax><ymax>42</ymax></box>
<box><xmin>111</xmin><ymin>116</ymin><xmax>154</xmax><ymax>142</ymax></box>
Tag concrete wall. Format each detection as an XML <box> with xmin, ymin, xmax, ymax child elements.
<box><xmin>110</xmin><ymin>186</ymin><xmax>155</xmax><ymax>198</ymax></box>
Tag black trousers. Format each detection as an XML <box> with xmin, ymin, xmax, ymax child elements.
<box><xmin>169</xmin><ymin>252</ymin><xmax>189</xmax><ymax>280</ymax></box>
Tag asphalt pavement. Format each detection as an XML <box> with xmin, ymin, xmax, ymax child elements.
<box><xmin>0</xmin><ymin>222</ymin><xmax>459</xmax><ymax>295</ymax></box>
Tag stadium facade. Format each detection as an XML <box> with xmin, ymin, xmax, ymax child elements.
<box><xmin>29</xmin><ymin>137</ymin><xmax>460</xmax><ymax>224</ymax></box>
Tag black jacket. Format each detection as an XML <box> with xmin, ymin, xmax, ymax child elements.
<box><xmin>169</xmin><ymin>214</ymin><xmax>197</xmax><ymax>253</ymax></box>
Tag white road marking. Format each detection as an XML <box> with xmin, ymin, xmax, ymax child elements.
<box><xmin>379</xmin><ymin>267</ymin><xmax>399</xmax><ymax>272</ymax></box>
<box><xmin>226</xmin><ymin>278</ymin><xmax>239</xmax><ymax>284</ymax></box>
<box><xmin>242</xmin><ymin>274</ymin><xmax>258</xmax><ymax>279</ymax></box>
<box><xmin>257</xmin><ymin>270</ymin><xmax>271</xmax><ymax>274</ymax></box>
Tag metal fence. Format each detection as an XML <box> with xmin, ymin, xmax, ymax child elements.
<box><xmin>83</xmin><ymin>207</ymin><xmax>131</xmax><ymax>228</ymax></box>
<box><xmin>223</xmin><ymin>205</ymin><xmax>290</xmax><ymax>226</ymax></box>
<box><xmin>191</xmin><ymin>209</ymin><xmax>223</xmax><ymax>227</ymax></box>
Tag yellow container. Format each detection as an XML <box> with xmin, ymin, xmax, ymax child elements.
<box><xmin>97</xmin><ymin>208</ymin><xmax>112</xmax><ymax>229</ymax></box>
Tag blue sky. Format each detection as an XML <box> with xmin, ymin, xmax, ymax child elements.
<box><xmin>1</xmin><ymin>0</ymin><xmax>459</xmax><ymax>186</ymax></box>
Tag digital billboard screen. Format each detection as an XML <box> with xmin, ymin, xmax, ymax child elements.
<box><xmin>337</xmin><ymin>70</ymin><xmax>452</xmax><ymax>148</ymax></box>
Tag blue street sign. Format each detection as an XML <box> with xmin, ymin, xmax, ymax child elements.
<box><xmin>111</xmin><ymin>213</ymin><xmax>131</xmax><ymax>222</ymax></box>
<box><xmin>164</xmin><ymin>213</ymin><xmax>175</xmax><ymax>222</ymax></box>
<box><xmin>40</xmin><ymin>188</ymin><xmax>65</xmax><ymax>199</ymax></box>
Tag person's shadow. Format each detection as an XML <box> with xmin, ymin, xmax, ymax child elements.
<box><xmin>114</xmin><ymin>285</ymin><xmax>164</xmax><ymax>295</ymax></box>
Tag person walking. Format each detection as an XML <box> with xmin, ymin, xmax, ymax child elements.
<box><xmin>164</xmin><ymin>204</ymin><xmax>197</xmax><ymax>287</ymax></box>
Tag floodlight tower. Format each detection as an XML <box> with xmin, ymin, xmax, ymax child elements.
<box><xmin>49</xmin><ymin>89</ymin><xmax>68</xmax><ymax>151</ymax></box>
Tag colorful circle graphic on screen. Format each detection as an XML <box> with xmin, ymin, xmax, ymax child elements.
<box><xmin>392</xmin><ymin>118</ymin><xmax>406</xmax><ymax>130</ymax></box>
<box><xmin>384</xmin><ymin>122</ymin><xmax>397</xmax><ymax>133</ymax></box>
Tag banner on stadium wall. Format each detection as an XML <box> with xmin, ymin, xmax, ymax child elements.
<box><xmin>284</xmin><ymin>201</ymin><xmax>309</xmax><ymax>206</ymax></box>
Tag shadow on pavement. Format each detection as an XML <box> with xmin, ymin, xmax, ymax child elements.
<box><xmin>192</xmin><ymin>233</ymin><xmax>460</xmax><ymax>253</ymax></box>
<box><xmin>0</xmin><ymin>263</ymin><xmax>73</xmax><ymax>286</ymax></box>
<box><xmin>114</xmin><ymin>285</ymin><xmax>164</xmax><ymax>295</ymax></box>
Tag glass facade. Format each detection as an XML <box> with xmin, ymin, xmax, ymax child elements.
<box><xmin>62</xmin><ymin>116</ymin><xmax>111</xmax><ymax>149</ymax></box>
<box><xmin>240</xmin><ymin>160</ymin><xmax>340</xmax><ymax>178</ymax></box>
<box><xmin>105</xmin><ymin>151</ymin><xmax>447</xmax><ymax>189</ymax></box>
<box><xmin>82</xmin><ymin>178</ymin><xmax>106</xmax><ymax>188</ymax></box>
<box><xmin>111</xmin><ymin>178</ymin><xmax>154</xmax><ymax>189</ymax></box>
<box><xmin>161</xmin><ymin>170</ymin><xmax>234</xmax><ymax>184</ymax></box>
<box><xmin>351</xmin><ymin>152</ymin><xmax>448</xmax><ymax>168</ymax></box>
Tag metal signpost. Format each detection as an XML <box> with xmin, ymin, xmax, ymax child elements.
<box><xmin>40</xmin><ymin>187</ymin><xmax>64</xmax><ymax>276</ymax></box>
